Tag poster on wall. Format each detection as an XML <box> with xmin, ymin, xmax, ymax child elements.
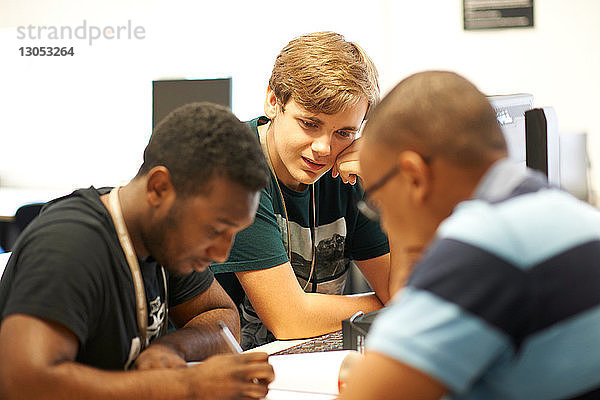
<box><xmin>464</xmin><ymin>0</ymin><xmax>534</xmax><ymax>30</ymax></box>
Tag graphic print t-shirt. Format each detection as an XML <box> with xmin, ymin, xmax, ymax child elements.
<box><xmin>211</xmin><ymin>117</ymin><xmax>389</xmax><ymax>349</ymax></box>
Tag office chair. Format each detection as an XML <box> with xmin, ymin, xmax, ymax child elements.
<box><xmin>14</xmin><ymin>203</ymin><xmax>44</xmax><ymax>233</ymax></box>
<box><xmin>0</xmin><ymin>203</ymin><xmax>44</xmax><ymax>251</ymax></box>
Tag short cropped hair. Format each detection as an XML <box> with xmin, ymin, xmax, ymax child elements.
<box><xmin>137</xmin><ymin>102</ymin><xmax>269</xmax><ymax>195</ymax></box>
<box><xmin>364</xmin><ymin>71</ymin><xmax>507</xmax><ymax>166</ymax></box>
<box><xmin>269</xmin><ymin>31</ymin><xmax>379</xmax><ymax>117</ymax></box>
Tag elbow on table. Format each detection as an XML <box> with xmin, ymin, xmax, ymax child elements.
<box><xmin>267</xmin><ymin>316</ymin><xmax>336</xmax><ymax>341</ymax></box>
<box><xmin>270</xmin><ymin>326</ymin><xmax>307</xmax><ymax>341</ymax></box>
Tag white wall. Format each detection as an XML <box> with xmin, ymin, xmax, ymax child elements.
<box><xmin>1</xmin><ymin>0</ymin><xmax>598</xmax><ymax>204</ymax></box>
<box><xmin>382</xmin><ymin>0</ymin><xmax>600</xmax><ymax>204</ymax></box>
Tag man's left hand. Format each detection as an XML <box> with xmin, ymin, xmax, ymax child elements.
<box><xmin>134</xmin><ymin>343</ymin><xmax>187</xmax><ymax>370</ymax></box>
<box><xmin>332</xmin><ymin>138</ymin><xmax>362</xmax><ymax>185</ymax></box>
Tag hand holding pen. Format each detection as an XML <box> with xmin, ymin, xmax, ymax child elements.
<box><xmin>218</xmin><ymin>321</ymin><xmax>269</xmax><ymax>386</ymax></box>
<box><xmin>218</xmin><ymin>320</ymin><xmax>244</xmax><ymax>353</ymax></box>
<box><xmin>179</xmin><ymin>321</ymin><xmax>273</xmax><ymax>399</ymax></box>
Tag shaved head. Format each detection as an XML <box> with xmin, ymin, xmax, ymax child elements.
<box><xmin>363</xmin><ymin>71</ymin><xmax>507</xmax><ymax>167</ymax></box>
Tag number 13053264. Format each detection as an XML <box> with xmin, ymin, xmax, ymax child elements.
<box><xmin>19</xmin><ymin>47</ymin><xmax>75</xmax><ymax>56</ymax></box>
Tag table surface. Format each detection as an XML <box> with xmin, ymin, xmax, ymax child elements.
<box><xmin>245</xmin><ymin>334</ymin><xmax>352</xmax><ymax>399</ymax></box>
<box><xmin>264</xmin><ymin>350</ymin><xmax>353</xmax><ymax>399</ymax></box>
<box><xmin>1</xmin><ymin>250</ymin><xmax>351</xmax><ymax>399</ymax></box>
<box><xmin>247</xmin><ymin>338</ymin><xmax>313</xmax><ymax>355</ymax></box>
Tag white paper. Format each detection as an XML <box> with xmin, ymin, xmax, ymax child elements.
<box><xmin>268</xmin><ymin>350</ymin><xmax>354</xmax><ymax>396</ymax></box>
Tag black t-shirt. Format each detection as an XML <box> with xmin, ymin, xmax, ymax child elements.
<box><xmin>0</xmin><ymin>187</ymin><xmax>214</xmax><ymax>370</ymax></box>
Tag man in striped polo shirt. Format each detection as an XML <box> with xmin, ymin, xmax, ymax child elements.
<box><xmin>341</xmin><ymin>71</ymin><xmax>600</xmax><ymax>399</ymax></box>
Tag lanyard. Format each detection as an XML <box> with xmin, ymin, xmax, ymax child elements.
<box><xmin>106</xmin><ymin>187</ymin><xmax>168</xmax><ymax>348</ymax></box>
<box><xmin>259</xmin><ymin>124</ymin><xmax>318</xmax><ymax>291</ymax></box>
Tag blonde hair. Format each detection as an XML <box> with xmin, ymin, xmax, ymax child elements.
<box><xmin>268</xmin><ymin>31</ymin><xmax>379</xmax><ymax>117</ymax></box>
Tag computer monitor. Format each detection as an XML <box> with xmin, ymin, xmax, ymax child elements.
<box><xmin>487</xmin><ymin>94</ymin><xmax>560</xmax><ymax>187</ymax></box>
<box><xmin>525</xmin><ymin>107</ymin><xmax>560</xmax><ymax>186</ymax></box>
<box><xmin>152</xmin><ymin>78</ymin><xmax>232</xmax><ymax>129</ymax></box>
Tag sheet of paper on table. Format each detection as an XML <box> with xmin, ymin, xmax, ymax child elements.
<box><xmin>265</xmin><ymin>350</ymin><xmax>355</xmax><ymax>399</ymax></box>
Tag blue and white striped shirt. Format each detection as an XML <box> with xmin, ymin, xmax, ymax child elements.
<box><xmin>367</xmin><ymin>159</ymin><xmax>600</xmax><ymax>399</ymax></box>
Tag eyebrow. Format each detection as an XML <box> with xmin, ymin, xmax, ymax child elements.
<box><xmin>299</xmin><ymin>114</ymin><xmax>324</xmax><ymax>125</ymax></box>
<box><xmin>297</xmin><ymin>114</ymin><xmax>361</xmax><ymax>132</ymax></box>
<box><xmin>216</xmin><ymin>217</ymin><xmax>237</xmax><ymax>227</ymax></box>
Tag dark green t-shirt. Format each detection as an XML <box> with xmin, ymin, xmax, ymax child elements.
<box><xmin>211</xmin><ymin>117</ymin><xmax>389</xmax><ymax>349</ymax></box>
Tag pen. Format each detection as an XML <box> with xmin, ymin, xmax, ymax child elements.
<box><xmin>218</xmin><ymin>320</ymin><xmax>243</xmax><ymax>353</ymax></box>
<box><xmin>218</xmin><ymin>320</ymin><xmax>261</xmax><ymax>384</ymax></box>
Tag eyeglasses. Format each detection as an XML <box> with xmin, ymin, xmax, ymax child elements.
<box><xmin>357</xmin><ymin>155</ymin><xmax>431</xmax><ymax>221</ymax></box>
<box><xmin>357</xmin><ymin>165</ymin><xmax>400</xmax><ymax>221</ymax></box>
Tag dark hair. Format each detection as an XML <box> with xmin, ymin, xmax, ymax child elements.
<box><xmin>137</xmin><ymin>102</ymin><xmax>269</xmax><ymax>195</ymax></box>
<box><xmin>364</xmin><ymin>71</ymin><xmax>507</xmax><ymax>167</ymax></box>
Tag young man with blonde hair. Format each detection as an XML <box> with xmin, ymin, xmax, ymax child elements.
<box><xmin>341</xmin><ymin>71</ymin><xmax>600</xmax><ymax>399</ymax></box>
<box><xmin>212</xmin><ymin>31</ymin><xmax>397</xmax><ymax>349</ymax></box>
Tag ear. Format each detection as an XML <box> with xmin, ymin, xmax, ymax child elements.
<box><xmin>145</xmin><ymin>166</ymin><xmax>176</xmax><ymax>210</ymax></box>
<box><xmin>397</xmin><ymin>151</ymin><xmax>432</xmax><ymax>205</ymax></box>
<box><xmin>264</xmin><ymin>86</ymin><xmax>278</xmax><ymax>119</ymax></box>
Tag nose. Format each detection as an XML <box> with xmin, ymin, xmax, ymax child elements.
<box><xmin>207</xmin><ymin>231</ymin><xmax>235</xmax><ymax>264</ymax></box>
<box><xmin>311</xmin><ymin>132</ymin><xmax>331</xmax><ymax>156</ymax></box>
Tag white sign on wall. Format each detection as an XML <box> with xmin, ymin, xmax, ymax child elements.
<box><xmin>464</xmin><ymin>0</ymin><xmax>534</xmax><ymax>30</ymax></box>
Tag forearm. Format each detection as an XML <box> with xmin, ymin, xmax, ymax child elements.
<box><xmin>354</xmin><ymin>255</ymin><xmax>392</xmax><ymax>305</ymax></box>
<box><xmin>340</xmin><ymin>351</ymin><xmax>447</xmax><ymax>400</ymax></box>
<box><xmin>3</xmin><ymin>361</ymin><xmax>194</xmax><ymax>400</ymax></box>
<box><xmin>388</xmin><ymin>252</ymin><xmax>410</xmax><ymax>297</ymax></box>
<box><xmin>388</xmin><ymin>235</ymin><xmax>423</xmax><ymax>296</ymax></box>
<box><xmin>271</xmin><ymin>292</ymin><xmax>382</xmax><ymax>339</ymax></box>
<box><xmin>156</xmin><ymin>307</ymin><xmax>240</xmax><ymax>361</ymax></box>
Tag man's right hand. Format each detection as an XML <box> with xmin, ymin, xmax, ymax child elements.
<box><xmin>186</xmin><ymin>352</ymin><xmax>274</xmax><ymax>399</ymax></box>
<box><xmin>0</xmin><ymin>315</ymin><xmax>273</xmax><ymax>400</ymax></box>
